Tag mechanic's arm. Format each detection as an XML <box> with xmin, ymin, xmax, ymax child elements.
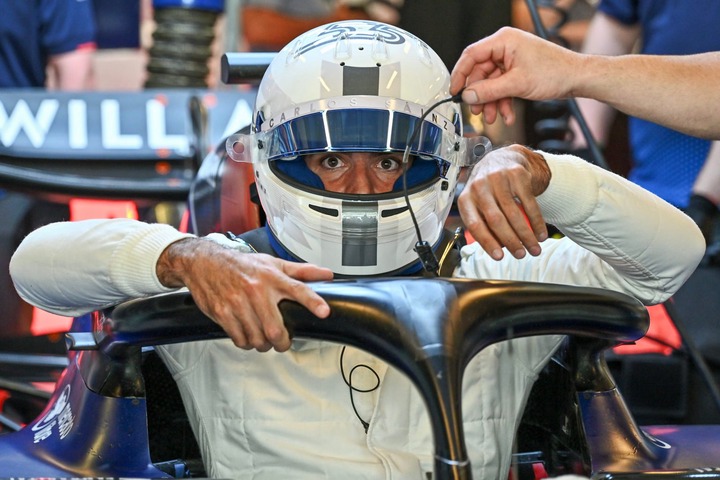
<box><xmin>450</xmin><ymin>27</ymin><xmax>720</xmax><ymax>139</ymax></box>
<box><xmin>570</xmin><ymin>11</ymin><xmax>640</xmax><ymax>148</ymax></box>
<box><xmin>10</xmin><ymin>219</ymin><xmax>332</xmax><ymax>352</ymax></box>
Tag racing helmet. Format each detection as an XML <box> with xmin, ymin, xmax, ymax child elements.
<box><xmin>227</xmin><ymin>20</ymin><xmax>489</xmax><ymax>276</ymax></box>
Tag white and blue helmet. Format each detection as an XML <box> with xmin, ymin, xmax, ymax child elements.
<box><xmin>227</xmin><ymin>20</ymin><xmax>488</xmax><ymax>276</ymax></box>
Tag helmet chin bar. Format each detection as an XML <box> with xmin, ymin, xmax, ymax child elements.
<box><xmin>254</xmin><ymin>156</ymin><xmax>454</xmax><ymax>276</ymax></box>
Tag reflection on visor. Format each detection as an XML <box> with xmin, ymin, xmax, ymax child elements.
<box><xmin>265</xmin><ymin>109</ymin><xmax>452</xmax><ymax>161</ymax></box>
<box><xmin>227</xmin><ymin>109</ymin><xmax>492</xmax><ymax>168</ymax></box>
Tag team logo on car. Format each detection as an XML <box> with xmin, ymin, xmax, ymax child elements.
<box><xmin>31</xmin><ymin>385</ymin><xmax>74</xmax><ymax>443</ymax></box>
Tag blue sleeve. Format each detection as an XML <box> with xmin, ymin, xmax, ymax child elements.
<box><xmin>40</xmin><ymin>0</ymin><xmax>97</xmax><ymax>56</ymax></box>
<box><xmin>597</xmin><ymin>0</ymin><xmax>640</xmax><ymax>25</ymax></box>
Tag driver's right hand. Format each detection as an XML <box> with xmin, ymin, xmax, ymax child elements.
<box><xmin>157</xmin><ymin>237</ymin><xmax>333</xmax><ymax>352</ymax></box>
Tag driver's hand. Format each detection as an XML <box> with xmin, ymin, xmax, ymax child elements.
<box><xmin>157</xmin><ymin>238</ymin><xmax>333</xmax><ymax>352</ymax></box>
<box><xmin>458</xmin><ymin>145</ymin><xmax>551</xmax><ymax>260</ymax></box>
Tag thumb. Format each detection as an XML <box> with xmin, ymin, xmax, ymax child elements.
<box><xmin>461</xmin><ymin>76</ymin><xmax>516</xmax><ymax>106</ymax></box>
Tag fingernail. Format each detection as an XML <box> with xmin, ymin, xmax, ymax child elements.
<box><xmin>514</xmin><ymin>249</ymin><xmax>526</xmax><ymax>259</ymax></box>
<box><xmin>491</xmin><ymin>249</ymin><xmax>503</xmax><ymax>260</ymax></box>
<box><xmin>462</xmin><ymin>90</ymin><xmax>478</xmax><ymax>104</ymax></box>
<box><xmin>538</xmin><ymin>232</ymin><xmax>548</xmax><ymax>242</ymax></box>
<box><xmin>317</xmin><ymin>304</ymin><xmax>331</xmax><ymax>318</ymax></box>
<box><xmin>529</xmin><ymin>245</ymin><xmax>541</xmax><ymax>256</ymax></box>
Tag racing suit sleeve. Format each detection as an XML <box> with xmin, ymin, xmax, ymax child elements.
<box><xmin>10</xmin><ymin>218</ymin><xmax>195</xmax><ymax>316</ymax></box>
<box><xmin>455</xmin><ymin>151</ymin><xmax>706</xmax><ymax>306</ymax></box>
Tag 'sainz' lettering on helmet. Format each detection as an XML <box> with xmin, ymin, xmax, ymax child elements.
<box><xmin>262</xmin><ymin>97</ymin><xmax>457</xmax><ymax>133</ymax></box>
<box><xmin>295</xmin><ymin>21</ymin><xmax>410</xmax><ymax>57</ymax></box>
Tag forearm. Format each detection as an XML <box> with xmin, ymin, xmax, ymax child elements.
<box><xmin>572</xmin><ymin>52</ymin><xmax>720</xmax><ymax>139</ymax></box>
<box><xmin>571</xmin><ymin>12</ymin><xmax>636</xmax><ymax>147</ymax></box>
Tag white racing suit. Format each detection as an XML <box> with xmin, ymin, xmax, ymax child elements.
<box><xmin>10</xmin><ymin>152</ymin><xmax>705</xmax><ymax>479</ymax></box>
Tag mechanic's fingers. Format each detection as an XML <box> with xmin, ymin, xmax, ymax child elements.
<box><xmin>462</xmin><ymin>65</ymin><xmax>504</xmax><ymax>123</ymax></box>
<box><xmin>497</xmin><ymin>98</ymin><xmax>516</xmax><ymax>126</ymax></box>
<box><xmin>482</xmin><ymin>102</ymin><xmax>499</xmax><ymax>125</ymax></box>
<box><xmin>451</xmin><ymin>42</ymin><xmax>505</xmax><ymax>93</ymax></box>
<box><xmin>464</xmin><ymin>60</ymin><xmax>500</xmax><ymax>89</ymax></box>
<box><xmin>469</xmin><ymin>103</ymin><xmax>484</xmax><ymax>117</ymax></box>
<box><xmin>450</xmin><ymin>54</ymin><xmax>484</xmax><ymax>93</ymax></box>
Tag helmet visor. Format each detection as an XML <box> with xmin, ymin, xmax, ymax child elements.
<box><xmin>227</xmin><ymin>108</ymin><xmax>461</xmax><ymax>164</ymax></box>
<box><xmin>264</xmin><ymin>109</ymin><xmax>453</xmax><ymax>161</ymax></box>
<box><xmin>228</xmin><ymin>106</ymin><xmax>491</xmax><ymax>168</ymax></box>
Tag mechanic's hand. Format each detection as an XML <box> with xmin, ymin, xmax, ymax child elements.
<box><xmin>157</xmin><ymin>238</ymin><xmax>333</xmax><ymax>353</ymax></box>
<box><xmin>450</xmin><ymin>27</ymin><xmax>579</xmax><ymax>125</ymax></box>
<box><xmin>458</xmin><ymin>145</ymin><xmax>551</xmax><ymax>260</ymax></box>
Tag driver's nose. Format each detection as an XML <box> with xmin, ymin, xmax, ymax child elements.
<box><xmin>335</xmin><ymin>153</ymin><xmax>385</xmax><ymax>194</ymax></box>
<box><xmin>343</xmin><ymin>166</ymin><xmax>375</xmax><ymax>194</ymax></box>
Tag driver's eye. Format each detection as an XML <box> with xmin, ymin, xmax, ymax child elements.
<box><xmin>321</xmin><ymin>156</ymin><xmax>343</xmax><ymax>169</ymax></box>
<box><xmin>379</xmin><ymin>157</ymin><xmax>400</xmax><ymax>171</ymax></box>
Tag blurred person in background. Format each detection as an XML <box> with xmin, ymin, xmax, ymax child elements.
<box><xmin>241</xmin><ymin>0</ymin><xmax>403</xmax><ymax>52</ymax></box>
<box><xmin>571</xmin><ymin>1</ymin><xmax>720</xmax><ymax>221</ymax></box>
<box><xmin>1</xmin><ymin>0</ymin><xmax>96</xmax><ymax>89</ymax></box>
<box><xmin>512</xmin><ymin>0</ymin><xmax>597</xmax><ymax>51</ymax></box>
<box><xmin>0</xmin><ymin>0</ymin><xmax>97</xmax><ymax>335</ymax></box>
